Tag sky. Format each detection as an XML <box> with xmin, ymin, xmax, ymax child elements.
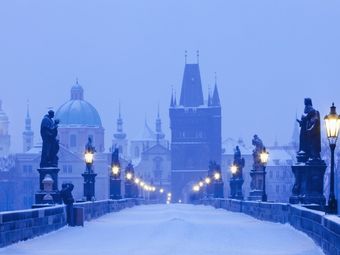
<box><xmin>0</xmin><ymin>0</ymin><xmax>340</xmax><ymax>153</ymax></box>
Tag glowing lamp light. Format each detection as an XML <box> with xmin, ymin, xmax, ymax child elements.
<box><xmin>134</xmin><ymin>178</ymin><xmax>140</xmax><ymax>184</ymax></box>
<box><xmin>214</xmin><ymin>172</ymin><xmax>221</xmax><ymax>181</ymax></box>
<box><xmin>126</xmin><ymin>172</ymin><xmax>133</xmax><ymax>180</ymax></box>
<box><xmin>85</xmin><ymin>152</ymin><xmax>94</xmax><ymax>164</ymax></box>
<box><xmin>325</xmin><ymin>103</ymin><xmax>340</xmax><ymax>146</ymax></box>
<box><xmin>178</xmin><ymin>200</ymin><xmax>182</xmax><ymax>203</ymax></box>
<box><xmin>193</xmin><ymin>185</ymin><xmax>200</xmax><ymax>192</ymax></box>
<box><xmin>198</xmin><ymin>181</ymin><xmax>204</xmax><ymax>187</ymax></box>
<box><xmin>230</xmin><ymin>164</ymin><xmax>238</xmax><ymax>175</ymax></box>
<box><xmin>160</xmin><ymin>188</ymin><xmax>164</xmax><ymax>193</ymax></box>
<box><xmin>260</xmin><ymin>149</ymin><xmax>269</xmax><ymax>165</ymax></box>
<box><xmin>152</xmin><ymin>187</ymin><xmax>156</xmax><ymax>192</ymax></box>
<box><xmin>111</xmin><ymin>165</ymin><xmax>120</xmax><ymax>176</ymax></box>
<box><xmin>140</xmin><ymin>182</ymin><xmax>145</xmax><ymax>187</ymax></box>
<box><xmin>166</xmin><ymin>201</ymin><xmax>170</xmax><ymax>204</ymax></box>
<box><xmin>167</xmin><ymin>192</ymin><xmax>172</xmax><ymax>197</ymax></box>
<box><xmin>205</xmin><ymin>177</ymin><xmax>211</xmax><ymax>184</ymax></box>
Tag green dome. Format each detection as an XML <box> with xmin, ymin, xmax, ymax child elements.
<box><xmin>55</xmin><ymin>82</ymin><xmax>102</xmax><ymax>127</ymax></box>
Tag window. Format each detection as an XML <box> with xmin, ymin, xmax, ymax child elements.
<box><xmin>62</xmin><ymin>165</ymin><xmax>72</xmax><ymax>174</ymax></box>
<box><xmin>70</xmin><ymin>135</ymin><xmax>77</xmax><ymax>147</ymax></box>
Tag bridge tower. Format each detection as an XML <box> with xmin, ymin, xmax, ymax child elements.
<box><xmin>169</xmin><ymin>55</ymin><xmax>222</xmax><ymax>201</ymax></box>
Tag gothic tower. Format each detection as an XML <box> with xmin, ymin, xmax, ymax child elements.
<box><xmin>23</xmin><ymin>102</ymin><xmax>34</xmax><ymax>152</ymax></box>
<box><xmin>113</xmin><ymin>103</ymin><xmax>128</xmax><ymax>158</ymax></box>
<box><xmin>0</xmin><ymin>100</ymin><xmax>11</xmax><ymax>157</ymax></box>
<box><xmin>169</xmin><ymin>56</ymin><xmax>222</xmax><ymax>201</ymax></box>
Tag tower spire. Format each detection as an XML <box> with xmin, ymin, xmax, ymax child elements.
<box><xmin>211</xmin><ymin>72</ymin><xmax>221</xmax><ymax>106</ymax></box>
<box><xmin>23</xmin><ymin>100</ymin><xmax>34</xmax><ymax>152</ymax></box>
<box><xmin>156</xmin><ymin>104</ymin><xmax>165</xmax><ymax>140</ymax></box>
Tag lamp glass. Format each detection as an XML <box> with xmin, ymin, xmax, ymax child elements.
<box><xmin>85</xmin><ymin>152</ymin><xmax>94</xmax><ymax>164</ymax></box>
<box><xmin>126</xmin><ymin>172</ymin><xmax>133</xmax><ymax>180</ymax></box>
<box><xmin>230</xmin><ymin>165</ymin><xmax>238</xmax><ymax>175</ymax></box>
<box><xmin>205</xmin><ymin>177</ymin><xmax>211</xmax><ymax>184</ymax></box>
<box><xmin>260</xmin><ymin>151</ymin><xmax>269</xmax><ymax>164</ymax></box>
<box><xmin>214</xmin><ymin>172</ymin><xmax>221</xmax><ymax>180</ymax></box>
<box><xmin>112</xmin><ymin>165</ymin><xmax>120</xmax><ymax>175</ymax></box>
<box><xmin>325</xmin><ymin>115</ymin><xmax>340</xmax><ymax>145</ymax></box>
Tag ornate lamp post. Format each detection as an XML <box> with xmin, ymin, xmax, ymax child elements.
<box><xmin>260</xmin><ymin>148</ymin><xmax>269</xmax><ymax>202</ymax></box>
<box><xmin>213</xmin><ymin>169</ymin><xmax>224</xmax><ymax>198</ymax></box>
<box><xmin>324</xmin><ymin>103</ymin><xmax>340</xmax><ymax>214</ymax></box>
<box><xmin>124</xmin><ymin>163</ymin><xmax>135</xmax><ymax>198</ymax></box>
<box><xmin>82</xmin><ymin>137</ymin><xmax>97</xmax><ymax>201</ymax></box>
<box><xmin>229</xmin><ymin>146</ymin><xmax>245</xmax><ymax>200</ymax></box>
<box><xmin>110</xmin><ymin>148</ymin><xmax>122</xmax><ymax>200</ymax></box>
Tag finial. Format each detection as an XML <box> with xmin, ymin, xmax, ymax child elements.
<box><xmin>157</xmin><ymin>103</ymin><xmax>160</xmax><ymax>118</ymax></box>
<box><xmin>118</xmin><ymin>101</ymin><xmax>121</xmax><ymax>118</ymax></box>
<box><xmin>196</xmin><ymin>50</ymin><xmax>200</xmax><ymax>64</ymax></box>
<box><xmin>185</xmin><ymin>50</ymin><xmax>187</xmax><ymax>64</ymax></box>
<box><xmin>26</xmin><ymin>99</ymin><xmax>30</xmax><ymax>118</ymax></box>
<box><xmin>214</xmin><ymin>72</ymin><xmax>217</xmax><ymax>85</ymax></box>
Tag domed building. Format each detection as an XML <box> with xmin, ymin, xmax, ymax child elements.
<box><xmin>55</xmin><ymin>81</ymin><xmax>105</xmax><ymax>154</ymax></box>
<box><xmin>0</xmin><ymin>100</ymin><xmax>10</xmax><ymax>157</ymax></box>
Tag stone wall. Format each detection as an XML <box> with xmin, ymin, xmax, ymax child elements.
<box><xmin>0</xmin><ymin>198</ymin><xmax>146</xmax><ymax>248</ymax></box>
<box><xmin>201</xmin><ymin>198</ymin><xmax>340</xmax><ymax>255</ymax></box>
<box><xmin>0</xmin><ymin>205</ymin><xmax>66</xmax><ymax>248</ymax></box>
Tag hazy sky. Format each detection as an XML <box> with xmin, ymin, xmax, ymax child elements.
<box><xmin>1</xmin><ymin>0</ymin><xmax>340</xmax><ymax>153</ymax></box>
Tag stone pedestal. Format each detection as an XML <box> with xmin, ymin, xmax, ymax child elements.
<box><xmin>82</xmin><ymin>172</ymin><xmax>97</xmax><ymax>201</ymax></box>
<box><xmin>248</xmin><ymin>170</ymin><xmax>265</xmax><ymax>201</ymax></box>
<box><xmin>229</xmin><ymin>178</ymin><xmax>244</xmax><ymax>200</ymax></box>
<box><xmin>124</xmin><ymin>181</ymin><xmax>133</xmax><ymax>198</ymax></box>
<box><xmin>110</xmin><ymin>178</ymin><xmax>122</xmax><ymax>200</ymax></box>
<box><xmin>214</xmin><ymin>181</ymin><xmax>224</xmax><ymax>198</ymax></box>
<box><xmin>35</xmin><ymin>167</ymin><xmax>61</xmax><ymax>204</ymax></box>
<box><xmin>289</xmin><ymin>161</ymin><xmax>326</xmax><ymax>205</ymax></box>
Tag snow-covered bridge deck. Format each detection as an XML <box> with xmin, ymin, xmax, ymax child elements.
<box><xmin>0</xmin><ymin>204</ymin><xmax>323</xmax><ymax>255</ymax></box>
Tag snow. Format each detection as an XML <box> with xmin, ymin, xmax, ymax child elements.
<box><xmin>0</xmin><ymin>204</ymin><xmax>324</xmax><ymax>255</ymax></box>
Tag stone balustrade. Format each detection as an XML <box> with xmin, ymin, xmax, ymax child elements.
<box><xmin>200</xmin><ymin>198</ymin><xmax>340</xmax><ymax>255</ymax></box>
<box><xmin>0</xmin><ymin>198</ymin><xmax>147</xmax><ymax>248</ymax></box>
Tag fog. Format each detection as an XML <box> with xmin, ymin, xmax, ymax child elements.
<box><xmin>0</xmin><ymin>0</ymin><xmax>339</xmax><ymax>152</ymax></box>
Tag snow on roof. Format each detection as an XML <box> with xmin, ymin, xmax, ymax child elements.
<box><xmin>222</xmin><ymin>137</ymin><xmax>253</xmax><ymax>155</ymax></box>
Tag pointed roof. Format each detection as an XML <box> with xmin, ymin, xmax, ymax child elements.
<box><xmin>211</xmin><ymin>83</ymin><xmax>220</xmax><ymax>106</ymax></box>
<box><xmin>179</xmin><ymin>64</ymin><xmax>204</xmax><ymax>107</ymax></box>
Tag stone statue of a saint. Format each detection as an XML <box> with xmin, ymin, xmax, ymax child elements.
<box><xmin>233</xmin><ymin>146</ymin><xmax>245</xmax><ymax>178</ymax></box>
<box><xmin>296</xmin><ymin>98</ymin><xmax>321</xmax><ymax>162</ymax></box>
<box><xmin>252</xmin><ymin>134</ymin><xmax>264</xmax><ymax>171</ymax></box>
<box><xmin>40</xmin><ymin>110</ymin><xmax>60</xmax><ymax>168</ymax></box>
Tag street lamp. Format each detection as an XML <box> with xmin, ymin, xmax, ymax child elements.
<box><xmin>230</xmin><ymin>164</ymin><xmax>238</xmax><ymax>175</ymax></box>
<box><xmin>324</xmin><ymin>103</ymin><xmax>340</xmax><ymax>214</ymax></box>
<box><xmin>205</xmin><ymin>177</ymin><xmax>211</xmax><ymax>184</ymax></box>
<box><xmin>110</xmin><ymin>148</ymin><xmax>122</xmax><ymax>200</ymax></box>
<box><xmin>82</xmin><ymin>137</ymin><xmax>97</xmax><ymax>201</ymax></box>
<box><xmin>124</xmin><ymin>163</ymin><xmax>136</xmax><ymax>198</ymax></box>
<box><xmin>260</xmin><ymin>148</ymin><xmax>269</xmax><ymax>202</ymax></box>
<box><xmin>214</xmin><ymin>172</ymin><xmax>221</xmax><ymax>181</ymax></box>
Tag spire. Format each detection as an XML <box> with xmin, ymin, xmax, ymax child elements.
<box><xmin>155</xmin><ymin>104</ymin><xmax>164</xmax><ymax>139</ymax></box>
<box><xmin>207</xmin><ymin>85</ymin><xmax>212</xmax><ymax>106</ymax></box>
<box><xmin>25</xmin><ymin>100</ymin><xmax>31</xmax><ymax>131</ymax></box>
<box><xmin>211</xmin><ymin>73</ymin><xmax>220</xmax><ymax>106</ymax></box>
<box><xmin>23</xmin><ymin>100</ymin><xmax>34</xmax><ymax>152</ymax></box>
<box><xmin>179</xmin><ymin>53</ymin><xmax>204</xmax><ymax>107</ymax></box>
<box><xmin>170</xmin><ymin>87</ymin><xmax>175</xmax><ymax>107</ymax></box>
<box><xmin>113</xmin><ymin>102</ymin><xmax>126</xmax><ymax>140</ymax></box>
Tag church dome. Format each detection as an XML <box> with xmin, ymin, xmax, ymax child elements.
<box><xmin>55</xmin><ymin>81</ymin><xmax>102</xmax><ymax>127</ymax></box>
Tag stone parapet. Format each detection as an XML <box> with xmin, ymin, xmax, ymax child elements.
<box><xmin>200</xmin><ymin>198</ymin><xmax>340</xmax><ymax>255</ymax></box>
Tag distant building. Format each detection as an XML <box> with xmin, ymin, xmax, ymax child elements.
<box><xmin>169</xmin><ymin>59</ymin><xmax>222</xmax><ymax>201</ymax></box>
<box><xmin>112</xmin><ymin>104</ymin><xmax>128</xmax><ymax>159</ymax></box>
<box><xmin>0</xmin><ymin>100</ymin><xmax>11</xmax><ymax>157</ymax></box>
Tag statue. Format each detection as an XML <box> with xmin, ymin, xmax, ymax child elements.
<box><xmin>296</xmin><ymin>98</ymin><xmax>321</xmax><ymax>162</ymax></box>
<box><xmin>40</xmin><ymin>110</ymin><xmax>59</xmax><ymax>168</ymax></box>
<box><xmin>233</xmin><ymin>146</ymin><xmax>245</xmax><ymax>178</ymax></box>
<box><xmin>252</xmin><ymin>134</ymin><xmax>264</xmax><ymax>171</ymax></box>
